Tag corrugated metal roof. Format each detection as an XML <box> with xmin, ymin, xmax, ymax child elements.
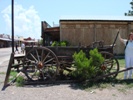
<box><xmin>60</xmin><ymin>16</ymin><xmax>133</xmax><ymax>21</ymax></box>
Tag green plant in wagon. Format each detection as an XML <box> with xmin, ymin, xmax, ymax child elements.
<box><xmin>51</xmin><ymin>41</ymin><xmax>59</xmax><ymax>46</ymax></box>
<box><xmin>59</xmin><ymin>41</ymin><xmax>66</xmax><ymax>46</ymax></box>
<box><xmin>71</xmin><ymin>48</ymin><xmax>104</xmax><ymax>81</ymax></box>
<box><xmin>60</xmin><ymin>40</ymin><xmax>69</xmax><ymax>46</ymax></box>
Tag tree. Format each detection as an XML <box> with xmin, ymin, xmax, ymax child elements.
<box><xmin>125</xmin><ymin>0</ymin><xmax>133</xmax><ymax>16</ymax></box>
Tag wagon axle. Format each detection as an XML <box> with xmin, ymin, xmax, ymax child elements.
<box><xmin>100</xmin><ymin>65</ymin><xmax>107</xmax><ymax>71</ymax></box>
<box><xmin>37</xmin><ymin>61</ymin><xmax>43</xmax><ymax>69</ymax></box>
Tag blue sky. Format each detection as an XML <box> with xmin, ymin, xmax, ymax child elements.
<box><xmin>0</xmin><ymin>0</ymin><xmax>132</xmax><ymax>39</ymax></box>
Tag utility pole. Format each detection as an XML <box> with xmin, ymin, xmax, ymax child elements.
<box><xmin>11</xmin><ymin>0</ymin><xmax>14</xmax><ymax>53</ymax></box>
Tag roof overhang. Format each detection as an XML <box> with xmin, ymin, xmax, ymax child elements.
<box><xmin>43</xmin><ymin>27</ymin><xmax>60</xmax><ymax>40</ymax></box>
<box><xmin>60</xmin><ymin>16</ymin><xmax>133</xmax><ymax>22</ymax></box>
<box><xmin>44</xmin><ymin>27</ymin><xmax>60</xmax><ymax>33</ymax></box>
<box><xmin>0</xmin><ymin>38</ymin><xmax>12</xmax><ymax>41</ymax></box>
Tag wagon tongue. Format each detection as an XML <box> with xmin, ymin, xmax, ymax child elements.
<box><xmin>38</xmin><ymin>61</ymin><xmax>43</xmax><ymax>69</ymax></box>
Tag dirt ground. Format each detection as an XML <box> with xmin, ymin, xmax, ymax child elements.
<box><xmin>0</xmin><ymin>60</ymin><xmax>133</xmax><ymax>100</ymax></box>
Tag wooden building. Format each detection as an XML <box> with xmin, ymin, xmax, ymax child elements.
<box><xmin>41</xmin><ymin>16</ymin><xmax>133</xmax><ymax>55</ymax></box>
<box><xmin>0</xmin><ymin>34</ymin><xmax>11</xmax><ymax>48</ymax></box>
<box><xmin>24</xmin><ymin>37</ymin><xmax>38</xmax><ymax>46</ymax></box>
<box><xmin>41</xmin><ymin>21</ymin><xmax>60</xmax><ymax>46</ymax></box>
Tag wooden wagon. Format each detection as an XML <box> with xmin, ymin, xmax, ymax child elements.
<box><xmin>21</xmin><ymin>39</ymin><xmax>119</xmax><ymax>84</ymax></box>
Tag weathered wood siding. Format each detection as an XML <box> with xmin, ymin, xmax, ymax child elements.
<box><xmin>60</xmin><ymin>21</ymin><xmax>133</xmax><ymax>54</ymax></box>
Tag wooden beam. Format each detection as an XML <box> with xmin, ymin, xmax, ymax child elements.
<box><xmin>2</xmin><ymin>53</ymin><xmax>14</xmax><ymax>90</ymax></box>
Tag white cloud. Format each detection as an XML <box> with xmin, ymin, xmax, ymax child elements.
<box><xmin>2</xmin><ymin>3</ymin><xmax>41</xmax><ymax>39</ymax></box>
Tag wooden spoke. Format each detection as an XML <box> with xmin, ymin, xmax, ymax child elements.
<box><xmin>30</xmin><ymin>53</ymin><xmax>38</xmax><ymax>62</ymax></box>
<box><xmin>44</xmin><ymin>58</ymin><xmax>54</xmax><ymax>64</ymax></box>
<box><xmin>42</xmin><ymin>52</ymin><xmax>50</xmax><ymax>63</ymax></box>
<box><xmin>41</xmin><ymin>49</ymin><xmax>44</xmax><ymax>62</ymax></box>
<box><xmin>35</xmin><ymin>49</ymin><xmax>40</xmax><ymax>62</ymax></box>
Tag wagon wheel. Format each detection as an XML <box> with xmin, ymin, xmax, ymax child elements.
<box><xmin>23</xmin><ymin>47</ymin><xmax>59</xmax><ymax>81</ymax></box>
<box><xmin>100</xmin><ymin>51</ymin><xmax>119</xmax><ymax>79</ymax></box>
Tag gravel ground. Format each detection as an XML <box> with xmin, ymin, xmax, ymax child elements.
<box><xmin>0</xmin><ymin>60</ymin><xmax>133</xmax><ymax>100</ymax></box>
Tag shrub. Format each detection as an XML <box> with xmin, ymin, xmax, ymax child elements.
<box><xmin>71</xmin><ymin>48</ymin><xmax>104</xmax><ymax>81</ymax></box>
